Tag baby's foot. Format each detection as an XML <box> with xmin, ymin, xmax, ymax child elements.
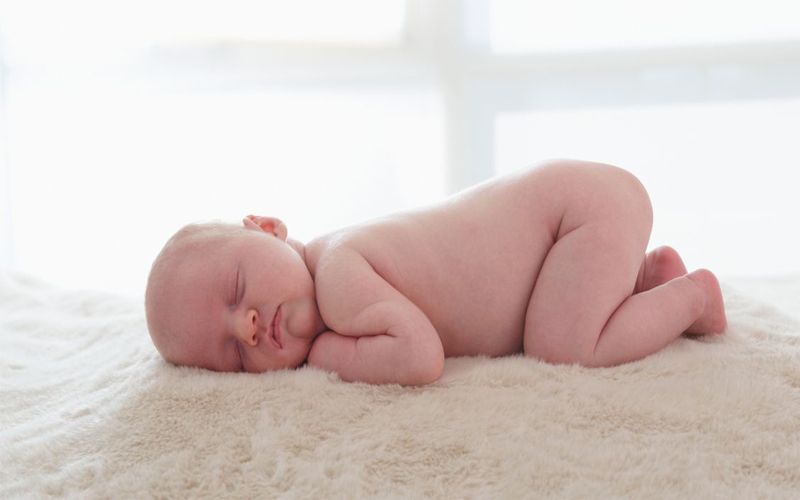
<box><xmin>684</xmin><ymin>269</ymin><xmax>727</xmax><ymax>335</ymax></box>
<box><xmin>636</xmin><ymin>246</ymin><xmax>688</xmax><ymax>293</ymax></box>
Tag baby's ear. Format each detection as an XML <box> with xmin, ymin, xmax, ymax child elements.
<box><xmin>243</xmin><ymin>215</ymin><xmax>288</xmax><ymax>241</ymax></box>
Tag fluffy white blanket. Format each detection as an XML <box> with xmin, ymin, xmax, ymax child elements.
<box><xmin>2</xmin><ymin>272</ymin><xmax>799</xmax><ymax>498</ymax></box>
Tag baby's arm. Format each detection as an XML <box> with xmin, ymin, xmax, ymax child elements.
<box><xmin>307</xmin><ymin>248</ymin><xmax>444</xmax><ymax>386</ymax></box>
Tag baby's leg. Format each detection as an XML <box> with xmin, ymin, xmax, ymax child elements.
<box><xmin>635</xmin><ymin>246</ymin><xmax>726</xmax><ymax>335</ymax></box>
<box><xmin>523</xmin><ymin>164</ymin><xmax>724</xmax><ymax>367</ymax></box>
<box><xmin>635</xmin><ymin>246</ymin><xmax>687</xmax><ymax>293</ymax></box>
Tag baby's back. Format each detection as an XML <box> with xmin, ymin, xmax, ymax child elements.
<box><xmin>306</xmin><ymin>166</ymin><xmax>564</xmax><ymax>357</ymax></box>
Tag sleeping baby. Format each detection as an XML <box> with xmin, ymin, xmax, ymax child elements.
<box><xmin>145</xmin><ymin>159</ymin><xmax>727</xmax><ymax>385</ymax></box>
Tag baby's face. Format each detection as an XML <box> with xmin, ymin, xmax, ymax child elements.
<box><xmin>148</xmin><ymin>222</ymin><xmax>325</xmax><ymax>373</ymax></box>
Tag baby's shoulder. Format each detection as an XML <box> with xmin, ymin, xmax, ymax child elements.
<box><xmin>306</xmin><ymin>236</ymin><xmax>401</xmax><ymax>332</ymax></box>
<box><xmin>306</xmin><ymin>228</ymin><xmax>363</xmax><ymax>274</ymax></box>
<box><xmin>306</xmin><ymin>227</ymin><xmax>376</xmax><ymax>284</ymax></box>
<box><xmin>306</xmin><ymin>220</ymin><xmax>402</xmax><ymax>278</ymax></box>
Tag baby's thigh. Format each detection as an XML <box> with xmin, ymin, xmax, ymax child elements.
<box><xmin>522</xmin><ymin>161</ymin><xmax>653</xmax><ymax>361</ymax></box>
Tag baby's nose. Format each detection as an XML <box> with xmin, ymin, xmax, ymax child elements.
<box><xmin>241</xmin><ymin>309</ymin><xmax>261</xmax><ymax>345</ymax></box>
<box><xmin>247</xmin><ymin>309</ymin><xmax>258</xmax><ymax>328</ymax></box>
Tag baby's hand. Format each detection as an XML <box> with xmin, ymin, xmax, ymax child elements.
<box><xmin>307</xmin><ymin>316</ymin><xmax>442</xmax><ymax>386</ymax></box>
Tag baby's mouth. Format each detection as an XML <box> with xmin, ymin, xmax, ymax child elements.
<box><xmin>270</xmin><ymin>305</ymin><xmax>283</xmax><ymax>349</ymax></box>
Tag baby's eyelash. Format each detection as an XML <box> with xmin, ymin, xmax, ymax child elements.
<box><xmin>232</xmin><ymin>268</ymin><xmax>241</xmax><ymax>305</ymax></box>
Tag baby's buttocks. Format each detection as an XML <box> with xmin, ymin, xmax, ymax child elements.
<box><xmin>344</xmin><ymin>167</ymin><xmax>563</xmax><ymax>358</ymax></box>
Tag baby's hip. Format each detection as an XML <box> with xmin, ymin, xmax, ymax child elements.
<box><xmin>511</xmin><ymin>159</ymin><xmax>653</xmax><ymax>240</ymax></box>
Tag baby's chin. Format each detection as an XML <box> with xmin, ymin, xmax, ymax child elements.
<box><xmin>255</xmin><ymin>338</ymin><xmax>313</xmax><ymax>373</ymax></box>
<box><xmin>284</xmin><ymin>337</ymin><xmax>315</xmax><ymax>371</ymax></box>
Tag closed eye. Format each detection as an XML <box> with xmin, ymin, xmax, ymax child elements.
<box><xmin>231</xmin><ymin>267</ymin><xmax>241</xmax><ymax>306</ymax></box>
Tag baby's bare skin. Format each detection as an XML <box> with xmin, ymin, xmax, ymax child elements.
<box><xmin>306</xmin><ymin>164</ymin><xmax>558</xmax><ymax>358</ymax></box>
<box><xmin>302</xmin><ymin>159</ymin><xmax>726</xmax><ymax>384</ymax></box>
<box><xmin>145</xmin><ymin>159</ymin><xmax>726</xmax><ymax>386</ymax></box>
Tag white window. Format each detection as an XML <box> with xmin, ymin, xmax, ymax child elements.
<box><xmin>486</xmin><ymin>1</ymin><xmax>800</xmax><ymax>278</ymax></box>
<box><xmin>491</xmin><ymin>0</ymin><xmax>800</xmax><ymax>52</ymax></box>
<box><xmin>1</xmin><ymin>0</ymin><xmax>799</xmax><ymax>294</ymax></box>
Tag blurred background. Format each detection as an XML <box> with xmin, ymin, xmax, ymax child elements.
<box><xmin>1</xmin><ymin>0</ymin><xmax>799</xmax><ymax>297</ymax></box>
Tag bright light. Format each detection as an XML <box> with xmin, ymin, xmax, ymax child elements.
<box><xmin>0</xmin><ymin>0</ymin><xmax>406</xmax><ymax>64</ymax></box>
<box><xmin>491</xmin><ymin>0</ymin><xmax>800</xmax><ymax>53</ymax></box>
<box><xmin>6</xmin><ymin>83</ymin><xmax>445</xmax><ymax>295</ymax></box>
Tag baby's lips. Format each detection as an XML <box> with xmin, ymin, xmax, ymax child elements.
<box><xmin>271</xmin><ymin>305</ymin><xmax>283</xmax><ymax>349</ymax></box>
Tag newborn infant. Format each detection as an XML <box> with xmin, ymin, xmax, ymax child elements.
<box><xmin>145</xmin><ymin>159</ymin><xmax>727</xmax><ymax>385</ymax></box>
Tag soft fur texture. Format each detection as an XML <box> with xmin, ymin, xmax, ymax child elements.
<box><xmin>1</xmin><ymin>272</ymin><xmax>799</xmax><ymax>498</ymax></box>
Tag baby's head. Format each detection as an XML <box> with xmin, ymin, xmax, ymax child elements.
<box><xmin>145</xmin><ymin>215</ymin><xmax>326</xmax><ymax>373</ymax></box>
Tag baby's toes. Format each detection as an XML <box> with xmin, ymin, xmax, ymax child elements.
<box><xmin>685</xmin><ymin>269</ymin><xmax>727</xmax><ymax>335</ymax></box>
<box><xmin>654</xmin><ymin>245</ymin><xmax>688</xmax><ymax>279</ymax></box>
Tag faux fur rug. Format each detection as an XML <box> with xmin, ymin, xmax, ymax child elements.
<box><xmin>2</xmin><ymin>271</ymin><xmax>800</xmax><ymax>499</ymax></box>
